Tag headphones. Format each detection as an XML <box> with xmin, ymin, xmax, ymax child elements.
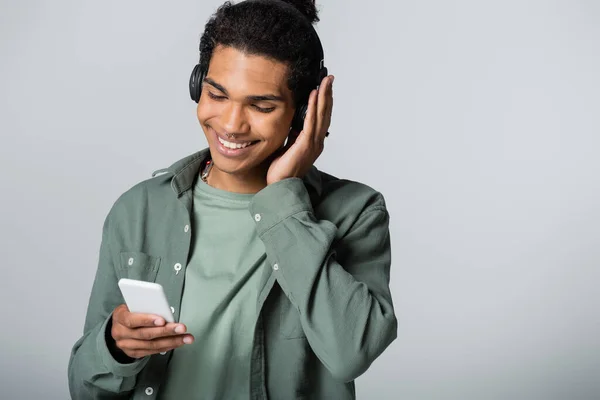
<box><xmin>188</xmin><ymin>0</ymin><xmax>328</xmax><ymax>133</ymax></box>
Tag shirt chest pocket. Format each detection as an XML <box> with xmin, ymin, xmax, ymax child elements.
<box><xmin>117</xmin><ymin>251</ymin><xmax>161</xmax><ymax>282</ymax></box>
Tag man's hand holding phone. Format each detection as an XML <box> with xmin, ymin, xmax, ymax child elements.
<box><xmin>110</xmin><ymin>304</ymin><xmax>194</xmax><ymax>360</ymax></box>
<box><xmin>109</xmin><ymin>279</ymin><xmax>194</xmax><ymax>360</ymax></box>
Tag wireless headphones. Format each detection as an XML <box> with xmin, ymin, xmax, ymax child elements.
<box><xmin>188</xmin><ymin>0</ymin><xmax>328</xmax><ymax>133</ymax></box>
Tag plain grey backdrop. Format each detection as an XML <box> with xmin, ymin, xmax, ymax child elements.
<box><xmin>1</xmin><ymin>0</ymin><xmax>599</xmax><ymax>399</ymax></box>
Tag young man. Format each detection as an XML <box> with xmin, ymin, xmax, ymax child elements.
<box><xmin>68</xmin><ymin>1</ymin><xmax>397</xmax><ymax>399</ymax></box>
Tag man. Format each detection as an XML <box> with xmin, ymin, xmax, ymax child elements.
<box><xmin>68</xmin><ymin>1</ymin><xmax>397</xmax><ymax>398</ymax></box>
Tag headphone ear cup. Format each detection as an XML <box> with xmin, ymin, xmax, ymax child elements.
<box><xmin>189</xmin><ymin>64</ymin><xmax>205</xmax><ymax>103</ymax></box>
<box><xmin>291</xmin><ymin>65</ymin><xmax>328</xmax><ymax>131</ymax></box>
<box><xmin>292</xmin><ymin>104</ymin><xmax>308</xmax><ymax>132</ymax></box>
<box><xmin>318</xmin><ymin>66</ymin><xmax>328</xmax><ymax>86</ymax></box>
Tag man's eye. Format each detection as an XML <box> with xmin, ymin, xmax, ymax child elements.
<box><xmin>208</xmin><ymin>92</ymin><xmax>226</xmax><ymax>100</ymax></box>
<box><xmin>252</xmin><ymin>105</ymin><xmax>275</xmax><ymax>113</ymax></box>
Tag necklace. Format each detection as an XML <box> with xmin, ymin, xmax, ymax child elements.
<box><xmin>201</xmin><ymin>159</ymin><xmax>213</xmax><ymax>183</ymax></box>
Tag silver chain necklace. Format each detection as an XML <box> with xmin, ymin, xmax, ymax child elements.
<box><xmin>202</xmin><ymin>133</ymin><xmax>234</xmax><ymax>183</ymax></box>
<box><xmin>201</xmin><ymin>159</ymin><xmax>213</xmax><ymax>183</ymax></box>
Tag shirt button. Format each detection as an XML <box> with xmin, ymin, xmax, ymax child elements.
<box><xmin>170</xmin><ymin>306</ymin><xmax>175</xmax><ymax>314</ymax></box>
<box><xmin>160</xmin><ymin>351</ymin><xmax>167</xmax><ymax>355</ymax></box>
<box><xmin>174</xmin><ymin>263</ymin><xmax>182</xmax><ymax>274</ymax></box>
<box><xmin>254</xmin><ymin>213</ymin><xmax>261</xmax><ymax>222</ymax></box>
<box><xmin>273</xmin><ymin>263</ymin><xmax>279</xmax><ymax>271</ymax></box>
<box><xmin>145</xmin><ymin>387</ymin><xmax>154</xmax><ymax>396</ymax></box>
<box><xmin>128</xmin><ymin>257</ymin><xmax>134</xmax><ymax>266</ymax></box>
<box><xmin>184</xmin><ymin>224</ymin><xmax>190</xmax><ymax>233</ymax></box>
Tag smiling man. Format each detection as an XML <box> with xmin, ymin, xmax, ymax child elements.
<box><xmin>199</xmin><ymin>46</ymin><xmax>304</xmax><ymax>193</ymax></box>
<box><xmin>68</xmin><ymin>1</ymin><xmax>397</xmax><ymax>399</ymax></box>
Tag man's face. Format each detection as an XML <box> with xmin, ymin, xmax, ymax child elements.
<box><xmin>197</xmin><ymin>45</ymin><xmax>296</xmax><ymax>176</ymax></box>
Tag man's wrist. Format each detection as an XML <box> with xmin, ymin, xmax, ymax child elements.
<box><xmin>105</xmin><ymin>316</ymin><xmax>137</xmax><ymax>364</ymax></box>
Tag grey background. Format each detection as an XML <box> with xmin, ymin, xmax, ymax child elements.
<box><xmin>1</xmin><ymin>0</ymin><xmax>599</xmax><ymax>399</ymax></box>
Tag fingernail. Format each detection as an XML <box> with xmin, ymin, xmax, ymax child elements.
<box><xmin>330</xmin><ymin>76</ymin><xmax>335</xmax><ymax>84</ymax></box>
<box><xmin>174</xmin><ymin>325</ymin><xmax>185</xmax><ymax>334</ymax></box>
<box><xmin>154</xmin><ymin>319</ymin><xmax>164</xmax><ymax>326</ymax></box>
<box><xmin>183</xmin><ymin>336</ymin><xmax>193</xmax><ymax>344</ymax></box>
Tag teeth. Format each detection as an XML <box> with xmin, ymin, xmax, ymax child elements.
<box><xmin>218</xmin><ymin>136</ymin><xmax>253</xmax><ymax>149</ymax></box>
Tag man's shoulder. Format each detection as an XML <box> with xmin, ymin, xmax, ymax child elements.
<box><xmin>109</xmin><ymin>150</ymin><xmax>206</xmax><ymax>214</ymax></box>
<box><xmin>315</xmin><ymin>168</ymin><xmax>388</xmax><ymax>215</ymax></box>
<box><xmin>107</xmin><ymin>172</ymin><xmax>174</xmax><ymax>218</ymax></box>
<box><xmin>125</xmin><ymin>171</ymin><xmax>175</xmax><ymax>200</ymax></box>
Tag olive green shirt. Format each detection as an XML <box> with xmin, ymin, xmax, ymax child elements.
<box><xmin>158</xmin><ymin>179</ymin><xmax>265</xmax><ymax>399</ymax></box>
<box><xmin>68</xmin><ymin>148</ymin><xmax>397</xmax><ymax>399</ymax></box>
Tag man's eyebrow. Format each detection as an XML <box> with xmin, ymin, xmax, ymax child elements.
<box><xmin>204</xmin><ymin>77</ymin><xmax>285</xmax><ymax>102</ymax></box>
<box><xmin>246</xmin><ymin>94</ymin><xmax>285</xmax><ymax>102</ymax></box>
<box><xmin>204</xmin><ymin>78</ymin><xmax>229</xmax><ymax>95</ymax></box>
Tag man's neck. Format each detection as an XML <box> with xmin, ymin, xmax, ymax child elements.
<box><xmin>205</xmin><ymin>165</ymin><xmax>268</xmax><ymax>194</ymax></box>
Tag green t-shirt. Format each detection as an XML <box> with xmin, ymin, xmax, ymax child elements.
<box><xmin>158</xmin><ymin>178</ymin><xmax>266</xmax><ymax>399</ymax></box>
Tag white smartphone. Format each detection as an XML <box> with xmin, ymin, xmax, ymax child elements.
<box><xmin>117</xmin><ymin>278</ymin><xmax>175</xmax><ymax>323</ymax></box>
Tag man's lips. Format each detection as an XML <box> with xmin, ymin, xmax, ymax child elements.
<box><xmin>210</xmin><ymin>127</ymin><xmax>261</xmax><ymax>157</ymax></box>
<box><xmin>209</xmin><ymin>126</ymin><xmax>258</xmax><ymax>145</ymax></box>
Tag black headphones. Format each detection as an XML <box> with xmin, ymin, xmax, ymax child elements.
<box><xmin>188</xmin><ymin>0</ymin><xmax>328</xmax><ymax>133</ymax></box>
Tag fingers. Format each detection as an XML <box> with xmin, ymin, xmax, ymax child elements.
<box><xmin>302</xmin><ymin>75</ymin><xmax>334</xmax><ymax>148</ymax></box>
<box><xmin>111</xmin><ymin>304</ymin><xmax>195</xmax><ymax>359</ymax></box>
<box><xmin>114</xmin><ymin>322</ymin><xmax>189</xmax><ymax>341</ymax></box>
<box><xmin>300</xmin><ymin>89</ymin><xmax>318</xmax><ymax>144</ymax></box>
<box><xmin>315</xmin><ymin>75</ymin><xmax>334</xmax><ymax>144</ymax></box>
<box><xmin>113</xmin><ymin>304</ymin><xmax>166</xmax><ymax>329</ymax></box>
<box><xmin>116</xmin><ymin>334</ymin><xmax>195</xmax><ymax>359</ymax></box>
<box><xmin>112</xmin><ymin>305</ymin><xmax>189</xmax><ymax>340</ymax></box>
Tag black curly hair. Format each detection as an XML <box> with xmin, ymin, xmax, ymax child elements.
<box><xmin>198</xmin><ymin>0</ymin><xmax>323</xmax><ymax>108</ymax></box>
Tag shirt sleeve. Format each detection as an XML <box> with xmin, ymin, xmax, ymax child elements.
<box><xmin>68</xmin><ymin>209</ymin><xmax>149</xmax><ymax>399</ymax></box>
<box><xmin>249</xmin><ymin>177</ymin><xmax>398</xmax><ymax>382</ymax></box>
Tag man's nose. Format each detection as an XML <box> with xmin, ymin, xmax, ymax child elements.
<box><xmin>222</xmin><ymin>102</ymin><xmax>249</xmax><ymax>134</ymax></box>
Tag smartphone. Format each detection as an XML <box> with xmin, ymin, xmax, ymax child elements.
<box><xmin>117</xmin><ymin>278</ymin><xmax>175</xmax><ymax>323</ymax></box>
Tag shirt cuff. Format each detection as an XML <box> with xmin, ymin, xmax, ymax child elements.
<box><xmin>249</xmin><ymin>178</ymin><xmax>313</xmax><ymax>236</ymax></box>
<box><xmin>97</xmin><ymin>314</ymin><xmax>149</xmax><ymax>377</ymax></box>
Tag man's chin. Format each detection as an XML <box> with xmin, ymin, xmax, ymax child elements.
<box><xmin>210</xmin><ymin>143</ymin><xmax>277</xmax><ymax>171</ymax></box>
<box><xmin>208</xmin><ymin>152</ymin><xmax>260</xmax><ymax>177</ymax></box>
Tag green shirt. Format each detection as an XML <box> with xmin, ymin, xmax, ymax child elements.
<box><xmin>68</xmin><ymin>148</ymin><xmax>397</xmax><ymax>400</ymax></box>
<box><xmin>159</xmin><ymin>179</ymin><xmax>265</xmax><ymax>399</ymax></box>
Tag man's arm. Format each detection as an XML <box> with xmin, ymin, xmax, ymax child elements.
<box><xmin>68</xmin><ymin>210</ymin><xmax>149</xmax><ymax>399</ymax></box>
<box><xmin>250</xmin><ymin>178</ymin><xmax>398</xmax><ymax>382</ymax></box>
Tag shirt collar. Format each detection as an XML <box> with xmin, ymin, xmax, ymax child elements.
<box><xmin>163</xmin><ymin>148</ymin><xmax>323</xmax><ymax>200</ymax></box>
